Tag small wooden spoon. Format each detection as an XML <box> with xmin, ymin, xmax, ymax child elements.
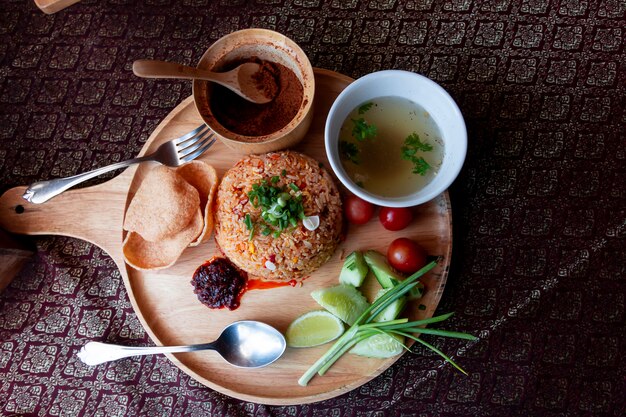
<box><xmin>132</xmin><ymin>60</ymin><xmax>277</xmax><ymax>104</ymax></box>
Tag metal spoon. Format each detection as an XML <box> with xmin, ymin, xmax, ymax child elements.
<box><xmin>132</xmin><ymin>59</ymin><xmax>277</xmax><ymax>104</ymax></box>
<box><xmin>77</xmin><ymin>321</ymin><xmax>286</xmax><ymax>368</ymax></box>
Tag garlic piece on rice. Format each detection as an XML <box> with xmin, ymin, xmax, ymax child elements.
<box><xmin>303</xmin><ymin>215</ymin><xmax>320</xmax><ymax>231</ymax></box>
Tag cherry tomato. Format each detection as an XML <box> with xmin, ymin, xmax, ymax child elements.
<box><xmin>344</xmin><ymin>195</ymin><xmax>375</xmax><ymax>225</ymax></box>
<box><xmin>387</xmin><ymin>238</ymin><xmax>428</xmax><ymax>274</ymax></box>
<box><xmin>379</xmin><ymin>207</ymin><xmax>413</xmax><ymax>231</ymax></box>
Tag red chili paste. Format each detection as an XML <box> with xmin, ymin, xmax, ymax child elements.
<box><xmin>191</xmin><ymin>257</ymin><xmax>247</xmax><ymax>310</ymax></box>
<box><xmin>209</xmin><ymin>58</ymin><xmax>304</xmax><ymax>138</ymax></box>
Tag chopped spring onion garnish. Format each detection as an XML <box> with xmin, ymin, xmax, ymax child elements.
<box><xmin>244</xmin><ymin>213</ymin><xmax>254</xmax><ymax>240</ymax></box>
<box><xmin>245</xmin><ymin>179</ymin><xmax>306</xmax><ymax>239</ymax></box>
<box><xmin>298</xmin><ymin>258</ymin><xmax>478</xmax><ymax>386</ymax></box>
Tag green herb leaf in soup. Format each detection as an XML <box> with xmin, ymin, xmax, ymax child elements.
<box><xmin>338</xmin><ymin>97</ymin><xmax>444</xmax><ymax>198</ymax></box>
<box><xmin>401</xmin><ymin>132</ymin><xmax>433</xmax><ymax>176</ymax></box>
<box><xmin>358</xmin><ymin>102</ymin><xmax>374</xmax><ymax>114</ymax></box>
<box><xmin>339</xmin><ymin>140</ymin><xmax>360</xmax><ymax>164</ymax></box>
<box><xmin>351</xmin><ymin>117</ymin><xmax>378</xmax><ymax>141</ymax></box>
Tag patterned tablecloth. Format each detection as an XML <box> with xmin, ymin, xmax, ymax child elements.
<box><xmin>1</xmin><ymin>1</ymin><xmax>624</xmax><ymax>416</ymax></box>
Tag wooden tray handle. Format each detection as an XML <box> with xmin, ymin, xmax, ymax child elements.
<box><xmin>0</xmin><ymin>169</ymin><xmax>134</xmax><ymax>269</ymax></box>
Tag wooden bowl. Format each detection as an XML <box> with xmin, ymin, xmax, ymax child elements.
<box><xmin>193</xmin><ymin>29</ymin><xmax>315</xmax><ymax>154</ymax></box>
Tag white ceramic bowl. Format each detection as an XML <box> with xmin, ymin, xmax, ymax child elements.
<box><xmin>325</xmin><ymin>70</ymin><xmax>467</xmax><ymax>207</ymax></box>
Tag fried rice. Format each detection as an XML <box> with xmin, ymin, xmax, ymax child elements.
<box><xmin>214</xmin><ymin>151</ymin><xmax>343</xmax><ymax>281</ymax></box>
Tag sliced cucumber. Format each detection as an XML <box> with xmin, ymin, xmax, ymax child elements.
<box><xmin>311</xmin><ymin>284</ymin><xmax>370</xmax><ymax>325</ymax></box>
<box><xmin>408</xmin><ymin>281</ymin><xmax>425</xmax><ymax>300</ymax></box>
<box><xmin>371</xmin><ymin>288</ymin><xmax>407</xmax><ymax>322</ymax></box>
<box><xmin>349</xmin><ymin>332</ymin><xmax>405</xmax><ymax>358</ymax></box>
<box><xmin>363</xmin><ymin>250</ymin><xmax>403</xmax><ymax>289</ymax></box>
<box><xmin>339</xmin><ymin>251</ymin><xmax>369</xmax><ymax>287</ymax></box>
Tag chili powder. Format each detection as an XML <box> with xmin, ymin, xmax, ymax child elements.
<box><xmin>209</xmin><ymin>59</ymin><xmax>304</xmax><ymax>138</ymax></box>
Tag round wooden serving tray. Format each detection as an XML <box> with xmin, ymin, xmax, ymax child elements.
<box><xmin>0</xmin><ymin>69</ymin><xmax>452</xmax><ymax>405</ymax></box>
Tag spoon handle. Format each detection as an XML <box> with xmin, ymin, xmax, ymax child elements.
<box><xmin>133</xmin><ymin>60</ymin><xmax>209</xmax><ymax>80</ymax></box>
<box><xmin>77</xmin><ymin>341</ymin><xmax>216</xmax><ymax>366</ymax></box>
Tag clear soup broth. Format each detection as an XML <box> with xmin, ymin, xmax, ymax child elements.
<box><xmin>338</xmin><ymin>96</ymin><xmax>444</xmax><ymax>198</ymax></box>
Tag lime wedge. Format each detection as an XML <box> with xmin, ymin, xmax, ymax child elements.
<box><xmin>286</xmin><ymin>310</ymin><xmax>345</xmax><ymax>348</ymax></box>
<box><xmin>349</xmin><ymin>332</ymin><xmax>405</xmax><ymax>358</ymax></box>
<box><xmin>311</xmin><ymin>284</ymin><xmax>370</xmax><ymax>325</ymax></box>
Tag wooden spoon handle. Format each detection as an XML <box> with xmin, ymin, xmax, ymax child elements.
<box><xmin>133</xmin><ymin>60</ymin><xmax>213</xmax><ymax>81</ymax></box>
<box><xmin>34</xmin><ymin>0</ymin><xmax>81</xmax><ymax>14</ymax></box>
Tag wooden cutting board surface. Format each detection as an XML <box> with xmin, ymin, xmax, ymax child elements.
<box><xmin>0</xmin><ymin>69</ymin><xmax>453</xmax><ymax>405</ymax></box>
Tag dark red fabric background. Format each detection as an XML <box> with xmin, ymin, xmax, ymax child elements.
<box><xmin>1</xmin><ymin>0</ymin><xmax>624</xmax><ymax>416</ymax></box>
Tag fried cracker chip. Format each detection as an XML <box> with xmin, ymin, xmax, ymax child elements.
<box><xmin>176</xmin><ymin>161</ymin><xmax>219</xmax><ymax>246</ymax></box>
<box><xmin>123</xmin><ymin>166</ymin><xmax>200</xmax><ymax>242</ymax></box>
<box><xmin>122</xmin><ymin>208</ymin><xmax>203</xmax><ymax>270</ymax></box>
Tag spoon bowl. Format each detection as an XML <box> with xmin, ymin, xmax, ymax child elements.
<box><xmin>77</xmin><ymin>320</ymin><xmax>286</xmax><ymax>368</ymax></box>
<box><xmin>212</xmin><ymin>320</ymin><xmax>287</xmax><ymax>368</ymax></box>
<box><xmin>132</xmin><ymin>60</ymin><xmax>277</xmax><ymax>104</ymax></box>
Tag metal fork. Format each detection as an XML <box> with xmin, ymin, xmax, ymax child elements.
<box><xmin>23</xmin><ymin>125</ymin><xmax>216</xmax><ymax>204</ymax></box>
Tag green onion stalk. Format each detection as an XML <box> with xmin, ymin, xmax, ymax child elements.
<box><xmin>298</xmin><ymin>259</ymin><xmax>478</xmax><ymax>386</ymax></box>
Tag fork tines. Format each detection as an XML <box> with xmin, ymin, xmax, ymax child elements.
<box><xmin>176</xmin><ymin>125</ymin><xmax>216</xmax><ymax>162</ymax></box>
